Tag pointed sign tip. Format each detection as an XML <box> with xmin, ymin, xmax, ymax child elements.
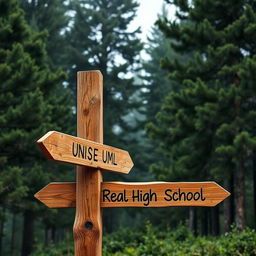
<box><xmin>36</xmin><ymin>131</ymin><xmax>56</xmax><ymax>160</ymax></box>
<box><xmin>221</xmin><ymin>185</ymin><xmax>231</xmax><ymax>200</ymax></box>
<box><xmin>129</xmin><ymin>153</ymin><xmax>134</xmax><ymax>169</ymax></box>
<box><xmin>34</xmin><ymin>192</ymin><xmax>45</xmax><ymax>206</ymax></box>
<box><xmin>225</xmin><ymin>191</ymin><xmax>231</xmax><ymax>199</ymax></box>
<box><xmin>34</xmin><ymin>192</ymin><xmax>39</xmax><ymax>200</ymax></box>
<box><xmin>212</xmin><ymin>187</ymin><xmax>231</xmax><ymax>206</ymax></box>
<box><xmin>37</xmin><ymin>131</ymin><xmax>55</xmax><ymax>144</ymax></box>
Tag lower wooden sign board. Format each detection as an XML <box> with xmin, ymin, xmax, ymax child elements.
<box><xmin>35</xmin><ymin>181</ymin><xmax>230</xmax><ymax>208</ymax></box>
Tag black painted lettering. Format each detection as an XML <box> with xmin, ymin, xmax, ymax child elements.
<box><xmin>72</xmin><ymin>143</ymin><xmax>78</xmax><ymax>157</ymax></box>
<box><xmin>102</xmin><ymin>150</ymin><xmax>107</xmax><ymax>163</ymax></box>
<box><xmin>117</xmin><ymin>192</ymin><xmax>123</xmax><ymax>202</ymax></box>
<box><xmin>194</xmin><ymin>192</ymin><xmax>200</xmax><ymax>201</ymax></box>
<box><xmin>200</xmin><ymin>188</ymin><xmax>206</xmax><ymax>201</ymax></box>
<box><xmin>179</xmin><ymin>190</ymin><xmax>186</xmax><ymax>201</ymax></box>
<box><xmin>111</xmin><ymin>192</ymin><xmax>117</xmax><ymax>201</ymax></box>
<box><xmin>88</xmin><ymin>146</ymin><xmax>93</xmax><ymax>160</ymax></box>
<box><xmin>124</xmin><ymin>190</ymin><xmax>129</xmax><ymax>202</ymax></box>
<box><xmin>117</xmin><ymin>192</ymin><xmax>122</xmax><ymax>201</ymax></box>
<box><xmin>150</xmin><ymin>189</ymin><xmax>157</xmax><ymax>202</ymax></box>
<box><xmin>164</xmin><ymin>189</ymin><xmax>172</xmax><ymax>201</ymax></box>
<box><xmin>173</xmin><ymin>191</ymin><xmax>178</xmax><ymax>201</ymax></box>
<box><xmin>164</xmin><ymin>188</ymin><xmax>207</xmax><ymax>202</ymax></box>
<box><xmin>132</xmin><ymin>190</ymin><xmax>140</xmax><ymax>202</ymax></box>
<box><xmin>78</xmin><ymin>144</ymin><xmax>85</xmax><ymax>159</ymax></box>
<box><xmin>107</xmin><ymin>151</ymin><xmax>113</xmax><ymax>164</ymax></box>
<box><xmin>94</xmin><ymin>148</ymin><xmax>98</xmax><ymax>162</ymax></box>
<box><xmin>139</xmin><ymin>190</ymin><xmax>143</xmax><ymax>201</ymax></box>
<box><xmin>113</xmin><ymin>153</ymin><xmax>117</xmax><ymax>165</ymax></box>
<box><xmin>102</xmin><ymin>189</ymin><xmax>111</xmax><ymax>202</ymax></box>
<box><xmin>143</xmin><ymin>192</ymin><xmax>149</xmax><ymax>206</ymax></box>
<box><xmin>187</xmin><ymin>192</ymin><xmax>193</xmax><ymax>201</ymax></box>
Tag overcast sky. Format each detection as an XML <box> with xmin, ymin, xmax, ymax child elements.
<box><xmin>130</xmin><ymin>0</ymin><xmax>176</xmax><ymax>41</ymax></box>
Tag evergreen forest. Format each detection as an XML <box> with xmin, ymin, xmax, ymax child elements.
<box><xmin>0</xmin><ymin>0</ymin><xmax>256</xmax><ymax>255</ymax></box>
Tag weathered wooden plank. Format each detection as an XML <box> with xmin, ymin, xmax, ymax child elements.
<box><xmin>35</xmin><ymin>181</ymin><xmax>230</xmax><ymax>208</ymax></box>
<box><xmin>37</xmin><ymin>131</ymin><xmax>133</xmax><ymax>174</ymax></box>
<box><xmin>35</xmin><ymin>182</ymin><xmax>76</xmax><ymax>208</ymax></box>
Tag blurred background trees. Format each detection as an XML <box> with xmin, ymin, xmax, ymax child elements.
<box><xmin>0</xmin><ymin>0</ymin><xmax>256</xmax><ymax>255</ymax></box>
<box><xmin>148</xmin><ymin>0</ymin><xmax>256</xmax><ymax>234</ymax></box>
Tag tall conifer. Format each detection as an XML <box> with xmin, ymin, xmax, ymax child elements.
<box><xmin>148</xmin><ymin>0</ymin><xmax>256</xmax><ymax>231</ymax></box>
<box><xmin>66</xmin><ymin>0</ymin><xmax>143</xmax><ymax>147</ymax></box>
<box><xmin>0</xmin><ymin>0</ymin><xmax>72</xmax><ymax>254</ymax></box>
<box><xmin>20</xmin><ymin>0</ymin><xmax>70</xmax><ymax>70</ymax></box>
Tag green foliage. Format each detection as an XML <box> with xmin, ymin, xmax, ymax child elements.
<box><xmin>66</xmin><ymin>0</ymin><xmax>143</xmax><ymax>147</ymax></box>
<box><xmin>31</xmin><ymin>225</ymin><xmax>256</xmax><ymax>256</ymax></box>
<box><xmin>32</xmin><ymin>239</ymin><xmax>74</xmax><ymax>256</ymax></box>
<box><xmin>147</xmin><ymin>0</ymin><xmax>256</xmax><ymax>230</ymax></box>
<box><xmin>0</xmin><ymin>0</ymin><xmax>72</xmax><ymax>208</ymax></box>
<box><xmin>20</xmin><ymin>0</ymin><xmax>70</xmax><ymax>70</ymax></box>
<box><xmin>0</xmin><ymin>0</ymin><xmax>73</xmax><ymax>254</ymax></box>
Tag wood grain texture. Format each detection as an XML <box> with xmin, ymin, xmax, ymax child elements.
<box><xmin>35</xmin><ymin>182</ymin><xmax>76</xmax><ymax>208</ymax></box>
<box><xmin>101</xmin><ymin>182</ymin><xmax>230</xmax><ymax>207</ymax></box>
<box><xmin>37</xmin><ymin>131</ymin><xmax>133</xmax><ymax>174</ymax></box>
<box><xmin>74</xmin><ymin>71</ymin><xmax>103</xmax><ymax>256</ymax></box>
<box><xmin>35</xmin><ymin>182</ymin><xmax>230</xmax><ymax>208</ymax></box>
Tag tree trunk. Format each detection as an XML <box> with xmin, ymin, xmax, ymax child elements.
<box><xmin>11</xmin><ymin>212</ymin><xmax>16</xmax><ymax>256</ymax></box>
<box><xmin>21</xmin><ymin>210</ymin><xmax>35</xmax><ymax>256</ymax></box>
<box><xmin>51</xmin><ymin>227</ymin><xmax>56</xmax><ymax>243</ymax></box>
<box><xmin>103</xmin><ymin>209</ymin><xmax>114</xmax><ymax>233</ymax></box>
<box><xmin>253</xmin><ymin>153</ymin><xmax>256</xmax><ymax>228</ymax></box>
<box><xmin>44</xmin><ymin>227</ymin><xmax>48</xmax><ymax>247</ymax></box>
<box><xmin>224</xmin><ymin>176</ymin><xmax>233</xmax><ymax>232</ymax></box>
<box><xmin>189</xmin><ymin>207</ymin><xmax>197</xmax><ymax>236</ymax></box>
<box><xmin>0</xmin><ymin>207</ymin><xmax>6</xmax><ymax>256</ymax></box>
<box><xmin>235</xmin><ymin>162</ymin><xmax>246</xmax><ymax>230</ymax></box>
<box><xmin>201</xmin><ymin>208</ymin><xmax>208</xmax><ymax>236</ymax></box>
<box><xmin>211</xmin><ymin>205</ymin><xmax>219</xmax><ymax>236</ymax></box>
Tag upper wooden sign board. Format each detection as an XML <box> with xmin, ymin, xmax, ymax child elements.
<box><xmin>37</xmin><ymin>131</ymin><xmax>133</xmax><ymax>174</ymax></box>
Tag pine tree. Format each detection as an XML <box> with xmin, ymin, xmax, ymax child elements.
<box><xmin>148</xmin><ymin>0</ymin><xmax>256</xmax><ymax>231</ymax></box>
<box><xmin>142</xmin><ymin>31</ymin><xmax>173</xmax><ymax>121</ymax></box>
<box><xmin>142</xmin><ymin>6</ymin><xmax>192</xmax><ymax>174</ymax></box>
<box><xmin>20</xmin><ymin>0</ymin><xmax>70</xmax><ymax>70</ymax></box>
<box><xmin>66</xmin><ymin>0</ymin><xmax>143</xmax><ymax>147</ymax></box>
<box><xmin>147</xmin><ymin>78</ymin><xmax>221</xmax><ymax>234</ymax></box>
<box><xmin>142</xmin><ymin>7</ymin><xmax>180</xmax><ymax>124</ymax></box>
<box><xmin>20</xmin><ymin>1</ymin><xmax>77</xmax><ymax>245</ymax></box>
<box><xmin>139</xmin><ymin>7</ymin><xmax>197</xmax><ymax>231</ymax></box>
<box><xmin>0</xmin><ymin>0</ymin><xmax>72</xmax><ymax>255</ymax></box>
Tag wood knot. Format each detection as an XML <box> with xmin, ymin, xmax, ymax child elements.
<box><xmin>85</xmin><ymin>221</ymin><xmax>93</xmax><ymax>230</ymax></box>
<box><xmin>83</xmin><ymin>109</ymin><xmax>89</xmax><ymax>115</ymax></box>
<box><xmin>82</xmin><ymin>95</ymin><xmax>99</xmax><ymax>116</ymax></box>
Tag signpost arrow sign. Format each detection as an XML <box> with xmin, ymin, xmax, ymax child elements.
<box><xmin>37</xmin><ymin>131</ymin><xmax>133</xmax><ymax>174</ymax></box>
<box><xmin>35</xmin><ymin>181</ymin><xmax>230</xmax><ymax>208</ymax></box>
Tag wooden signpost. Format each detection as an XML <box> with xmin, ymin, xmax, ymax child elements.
<box><xmin>35</xmin><ymin>70</ymin><xmax>230</xmax><ymax>256</ymax></box>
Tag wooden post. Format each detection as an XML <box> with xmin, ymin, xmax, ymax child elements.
<box><xmin>73</xmin><ymin>71</ymin><xmax>103</xmax><ymax>256</ymax></box>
